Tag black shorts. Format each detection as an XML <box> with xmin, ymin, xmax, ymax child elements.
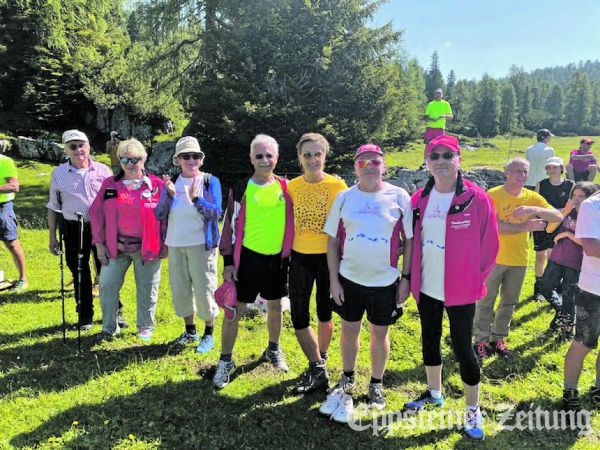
<box><xmin>236</xmin><ymin>246</ymin><xmax>288</xmax><ymax>303</ymax></box>
<box><xmin>289</xmin><ymin>251</ymin><xmax>332</xmax><ymax>329</ymax></box>
<box><xmin>335</xmin><ymin>275</ymin><xmax>399</xmax><ymax>326</ymax></box>
<box><xmin>533</xmin><ymin>230</ymin><xmax>556</xmax><ymax>251</ymax></box>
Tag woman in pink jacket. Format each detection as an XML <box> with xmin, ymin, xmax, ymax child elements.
<box><xmin>90</xmin><ymin>139</ymin><xmax>165</xmax><ymax>343</ymax></box>
<box><xmin>403</xmin><ymin>135</ymin><xmax>499</xmax><ymax>441</ymax></box>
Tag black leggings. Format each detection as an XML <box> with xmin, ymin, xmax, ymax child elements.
<box><xmin>417</xmin><ymin>292</ymin><xmax>480</xmax><ymax>386</ymax></box>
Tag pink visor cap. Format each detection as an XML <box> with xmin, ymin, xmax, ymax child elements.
<box><xmin>354</xmin><ymin>143</ymin><xmax>384</xmax><ymax>159</ymax></box>
<box><xmin>215</xmin><ymin>280</ymin><xmax>237</xmax><ymax>320</ymax></box>
<box><xmin>426</xmin><ymin>134</ymin><xmax>460</xmax><ymax>157</ymax></box>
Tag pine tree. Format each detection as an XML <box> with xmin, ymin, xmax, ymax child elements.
<box><xmin>564</xmin><ymin>70</ymin><xmax>592</xmax><ymax>132</ymax></box>
<box><xmin>425</xmin><ymin>51</ymin><xmax>445</xmax><ymax>98</ymax></box>
<box><xmin>499</xmin><ymin>84</ymin><xmax>517</xmax><ymax>134</ymax></box>
<box><xmin>471</xmin><ymin>74</ymin><xmax>500</xmax><ymax>137</ymax></box>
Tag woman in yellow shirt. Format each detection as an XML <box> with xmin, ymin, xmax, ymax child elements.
<box><xmin>287</xmin><ymin>133</ymin><xmax>347</xmax><ymax>394</ymax></box>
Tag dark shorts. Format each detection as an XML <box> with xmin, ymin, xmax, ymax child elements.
<box><xmin>289</xmin><ymin>251</ymin><xmax>332</xmax><ymax>330</ymax></box>
<box><xmin>335</xmin><ymin>275</ymin><xmax>398</xmax><ymax>326</ymax></box>
<box><xmin>236</xmin><ymin>246</ymin><xmax>288</xmax><ymax>303</ymax></box>
<box><xmin>424</xmin><ymin>127</ymin><xmax>445</xmax><ymax>143</ymax></box>
<box><xmin>533</xmin><ymin>230</ymin><xmax>556</xmax><ymax>251</ymax></box>
<box><xmin>574</xmin><ymin>288</ymin><xmax>600</xmax><ymax>349</ymax></box>
<box><xmin>573</xmin><ymin>170</ymin><xmax>590</xmax><ymax>182</ymax></box>
<box><xmin>0</xmin><ymin>201</ymin><xmax>18</xmax><ymax>241</ymax></box>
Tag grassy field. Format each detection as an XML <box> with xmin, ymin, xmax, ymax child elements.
<box><xmin>1</xmin><ymin>141</ymin><xmax>600</xmax><ymax>449</ymax></box>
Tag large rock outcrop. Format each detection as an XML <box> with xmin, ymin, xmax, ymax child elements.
<box><xmin>15</xmin><ymin>137</ymin><xmax>65</xmax><ymax>161</ymax></box>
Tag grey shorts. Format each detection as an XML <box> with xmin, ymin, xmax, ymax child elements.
<box><xmin>574</xmin><ymin>288</ymin><xmax>600</xmax><ymax>349</ymax></box>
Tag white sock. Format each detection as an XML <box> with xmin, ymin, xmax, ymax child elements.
<box><xmin>430</xmin><ymin>389</ymin><xmax>442</xmax><ymax>399</ymax></box>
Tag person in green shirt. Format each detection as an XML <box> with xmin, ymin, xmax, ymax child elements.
<box><xmin>420</xmin><ymin>88</ymin><xmax>453</xmax><ymax>169</ymax></box>
<box><xmin>0</xmin><ymin>153</ymin><xmax>28</xmax><ymax>292</ymax></box>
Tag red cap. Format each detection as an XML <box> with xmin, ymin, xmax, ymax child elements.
<box><xmin>426</xmin><ymin>134</ymin><xmax>460</xmax><ymax>157</ymax></box>
<box><xmin>354</xmin><ymin>143</ymin><xmax>384</xmax><ymax>159</ymax></box>
<box><xmin>581</xmin><ymin>138</ymin><xmax>595</xmax><ymax>145</ymax></box>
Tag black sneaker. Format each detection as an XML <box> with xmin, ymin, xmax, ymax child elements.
<box><xmin>95</xmin><ymin>331</ymin><xmax>113</xmax><ymax>345</ymax></box>
<box><xmin>293</xmin><ymin>366</ymin><xmax>329</xmax><ymax>394</ymax></box>
<box><xmin>590</xmin><ymin>386</ymin><xmax>600</xmax><ymax>409</ymax></box>
<box><xmin>533</xmin><ymin>279</ymin><xmax>543</xmax><ymax>301</ymax></box>
<box><xmin>562</xmin><ymin>388</ymin><xmax>581</xmax><ymax>413</ymax></box>
<box><xmin>117</xmin><ymin>309</ymin><xmax>129</xmax><ymax>328</ymax></box>
<box><xmin>368</xmin><ymin>382</ymin><xmax>386</xmax><ymax>410</ymax></box>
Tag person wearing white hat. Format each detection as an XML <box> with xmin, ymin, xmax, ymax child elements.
<box><xmin>155</xmin><ymin>136</ymin><xmax>222</xmax><ymax>354</ymax></box>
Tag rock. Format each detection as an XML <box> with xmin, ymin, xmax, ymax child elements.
<box><xmin>16</xmin><ymin>136</ymin><xmax>41</xmax><ymax>158</ymax></box>
<box><xmin>146</xmin><ymin>141</ymin><xmax>177</xmax><ymax>176</ymax></box>
<box><xmin>94</xmin><ymin>105</ymin><xmax>154</xmax><ymax>141</ymax></box>
<box><xmin>16</xmin><ymin>136</ymin><xmax>65</xmax><ymax>161</ymax></box>
<box><xmin>0</xmin><ymin>139</ymin><xmax>10</xmax><ymax>154</ymax></box>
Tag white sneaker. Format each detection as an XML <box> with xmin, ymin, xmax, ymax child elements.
<box><xmin>332</xmin><ymin>393</ymin><xmax>354</xmax><ymax>424</ymax></box>
<box><xmin>319</xmin><ymin>387</ymin><xmax>344</xmax><ymax>416</ymax></box>
<box><xmin>196</xmin><ymin>335</ymin><xmax>214</xmax><ymax>353</ymax></box>
<box><xmin>212</xmin><ymin>360</ymin><xmax>236</xmax><ymax>389</ymax></box>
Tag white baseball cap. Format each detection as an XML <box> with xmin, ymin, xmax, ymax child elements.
<box><xmin>62</xmin><ymin>129</ymin><xmax>89</xmax><ymax>143</ymax></box>
<box><xmin>545</xmin><ymin>156</ymin><xmax>564</xmax><ymax>167</ymax></box>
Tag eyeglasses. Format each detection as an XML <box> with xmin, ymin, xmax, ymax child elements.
<box><xmin>355</xmin><ymin>158</ymin><xmax>383</xmax><ymax>168</ymax></box>
<box><xmin>301</xmin><ymin>151</ymin><xmax>324</xmax><ymax>160</ymax></box>
<box><xmin>120</xmin><ymin>156</ymin><xmax>142</xmax><ymax>165</ymax></box>
<box><xmin>68</xmin><ymin>143</ymin><xmax>86</xmax><ymax>150</ymax></box>
<box><xmin>254</xmin><ymin>153</ymin><xmax>274</xmax><ymax>160</ymax></box>
<box><xmin>179</xmin><ymin>153</ymin><xmax>202</xmax><ymax>160</ymax></box>
<box><xmin>428</xmin><ymin>151</ymin><xmax>457</xmax><ymax>161</ymax></box>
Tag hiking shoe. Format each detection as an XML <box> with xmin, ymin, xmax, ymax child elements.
<box><xmin>562</xmin><ymin>388</ymin><xmax>581</xmax><ymax>413</ymax></box>
<box><xmin>403</xmin><ymin>389</ymin><xmax>445</xmax><ymax>412</ymax></box>
<box><xmin>117</xmin><ymin>309</ymin><xmax>129</xmax><ymax>328</ymax></box>
<box><xmin>78</xmin><ymin>322</ymin><xmax>93</xmax><ymax>331</ymax></box>
<box><xmin>213</xmin><ymin>359</ymin><xmax>236</xmax><ymax>389</ymax></box>
<box><xmin>464</xmin><ymin>407</ymin><xmax>485</xmax><ymax>440</ymax></box>
<box><xmin>260</xmin><ymin>348</ymin><xmax>289</xmax><ymax>372</ymax></box>
<box><xmin>95</xmin><ymin>331</ymin><xmax>113</xmax><ymax>345</ymax></box>
<box><xmin>367</xmin><ymin>382</ymin><xmax>386</xmax><ymax>410</ymax></box>
<box><xmin>320</xmin><ymin>387</ymin><xmax>344</xmax><ymax>416</ymax></box>
<box><xmin>475</xmin><ymin>341</ymin><xmax>492</xmax><ymax>359</ymax></box>
<box><xmin>196</xmin><ymin>335</ymin><xmax>214</xmax><ymax>354</ymax></box>
<box><xmin>335</xmin><ymin>373</ymin><xmax>356</xmax><ymax>394</ymax></box>
<box><xmin>294</xmin><ymin>366</ymin><xmax>329</xmax><ymax>394</ymax></box>
<box><xmin>590</xmin><ymin>386</ymin><xmax>600</xmax><ymax>409</ymax></box>
<box><xmin>331</xmin><ymin>393</ymin><xmax>354</xmax><ymax>424</ymax></box>
<box><xmin>493</xmin><ymin>339</ymin><xmax>512</xmax><ymax>357</ymax></box>
<box><xmin>137</xmin><ymin>328</ymin><xmax>153</xmax><ymax>342</ymax></box>
<box><xmin>174</xmin><ymin>331</ymin><xmax>200</xmax><ymax>346</ymax></box>
<box><xmin>10</xmin><ymin>279</ymin><xmax>28</xmax><ymax>293</ymax></box>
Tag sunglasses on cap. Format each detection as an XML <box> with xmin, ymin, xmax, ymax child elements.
<box><xmin>301</xmin><ymin>151</ymin><xmax>324</xmax><ymax>160</ymax></box>
<box><xmin>120</xmin><ymin>156</ymin><xmax>142</xmax><ymax>165</ymax></box>
<box><xmin>254</xmin><ymin>153</ymin><xmax>274</xmax><ymax>160</ymax></box>
<box><xmin>355</xmin><ymin>158</ymin><xmax>383</xmax><ymax>168</ymax></box>
<box><xmin>428</xmin><ymin>151</ymin><xmax>457</xmax><ymax>161</ymax></box>
<box><xmin>179</xmin><ymin>153</ymin><xmax>202</xmax><ymax>160</ymax></box>
<box><xmin>68</xmin><ymin>143</ymin><xmax>86</xmax><ymax>150</ymax></box>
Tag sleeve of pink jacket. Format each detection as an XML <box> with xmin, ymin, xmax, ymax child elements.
<box><xmin>90</xmin><ymin>179</ymin><xmax>108</xmax><ymax>245</ymax></box>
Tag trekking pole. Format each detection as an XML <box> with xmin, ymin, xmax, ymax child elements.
<box><xmin>55</xmin><ymin>209</ymin><xmax>67</xmax><ymax>343</ymax></box>
<box><xmin>506</xmin><ymin>130</ymin><xmax>514</xmax><ymax>162</ymax></box>
<box><xmin>76</xmin><ymin>212</ymin><xmax>84</xmax><ymax>352</ymax></box>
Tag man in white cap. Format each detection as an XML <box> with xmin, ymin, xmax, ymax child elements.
<box><xmin>525</xmin><ymin>129</ymin><xmax>555</xmax><ymax>190</ymax></box>
<box><xmin>420</xmin><ymin>88</ymin><xmax>453</xmax><ymax>169</ymax></box>
<box><xmin>47</xmin><ymin>130</ymin><xmax>117</xmax><ymax>330</ymax></box>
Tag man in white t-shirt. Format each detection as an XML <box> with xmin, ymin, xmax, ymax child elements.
<box><xmin>525</xmin><ymin>129</ymin><xmax>555</xmax><ymax>189</ymax></box>
<box><xmin>562</xmin><ymin>191</ymin><xmax>600</xmax><ymax>413</ymax></box>
<box><xmin>319</xmin><ymin>143</ymin><xmax>413</xmax><ymax>422</ymax></box>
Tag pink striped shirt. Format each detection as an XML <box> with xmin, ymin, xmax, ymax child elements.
<box><xmin>46</xmin><ymin>159</ymin><xmax>111</xmax><ymax>221</ymax></box>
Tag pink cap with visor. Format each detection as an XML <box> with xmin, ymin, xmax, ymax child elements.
<box><xmin>426</xmin><ymin>134</ymin><xmax>460</xmax><ymax>157</ymax></box>
<box><xmin>354</xmin><ymin>143</ymin><xmax>384</xmax><ymax>159</ymax></box>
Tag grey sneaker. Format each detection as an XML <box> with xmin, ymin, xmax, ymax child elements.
<box><xmin>78</xmin><ymin>322</ymin><xmax>93</xmax><ymax>332</ymax></box>
<box><xmin>174</xmin><ymin>331</ymin><xmax>200</xmax><ymax>346</ymax></box>
<box><xmin>335</xmin><ymin>373</ymin><xmax>356</xmax><ymax>394</ymax></box>
<box><xmin>368</xmin><ymin>382</ymin><xmax>386</xmax><ymax>410</ymax></box>
<box><xmin>213</xmin><ymin>360</ymin><xmax>237</xmax><ymax>389</ymax></box>
<box><xmin>10</xmin><ymin>279</ymin><xmax>28</xmax><ymax>293</ymax></box>
<box><xmin>261</xmin><ymin>348</ymin><xmax>289</xmax><ymax>372</ymax></box>
<box><xmin>116</xmin><ymin>309</ymin><xmax>129</xmax><ymax>328</ymax></box>
<box><xmin>94</xmin><ymin>331</ymin><xmax>113</xmax><ymax>345</ymax></box>
<box><xmin>293</xmin><ymin>366</ymin><xmax>329</xmax><ymax>394</ymax></box>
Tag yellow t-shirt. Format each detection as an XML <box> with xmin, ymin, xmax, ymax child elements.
<box><xmin>425</xmin><ymin>100</ymin><xmax>452</xmax><ymax>129</ymax></box>
<box><xmin>0</xmin><ymin>155</ymin><xmax>17</xmax><ymax>203</ymax></box>
<box><xmin>243</xmin><ymin>180</ymin><xmax>286</xmax><ymax>255</ymax></box>
<box><xmin>488</xmin><ymin>185</ymin><xmax>552</xmax><ymax>266</ymax></box>
<box><xmin>288</xmin><ymin>174</ymin><xmax>348</xmax><ymax>254</ymax></box>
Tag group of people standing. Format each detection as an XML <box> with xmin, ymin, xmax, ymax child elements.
<box><xmin>2</xmin><ymin>120</ymin><xmax>599</xmax><ymax>440</ymax></box>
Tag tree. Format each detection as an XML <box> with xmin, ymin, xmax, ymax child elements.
<box><xmin>499</xmin><ymin>84</ymin><xmax>517</xmax><ymax>134</ymax></box>
<box><xmin>471</xmin><ymin>74</ymin><xmax>500</xmax><ymax>137</ymax></box>
<box><xmin>545</xmin><ymin>84</ymin><xmax>564</xmax><ymax>120</ymax></box>
<box><xmin>564</xmin><ymin>70</ymin><xmax>592</xmax><ymax>132</ymax></box>
<box><xmin>425</xmin><ymin>51</ymin><xmax>445</xmax><ymax>98</ymax></box>
<box><xmin>445</xmin><ymin>69</ymin><xmax>456</xmax><ymax>103</ymax></box>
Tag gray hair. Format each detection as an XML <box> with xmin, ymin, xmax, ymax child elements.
<box><xmin>505</xmin><ymin>157</ymin><xmax>529</xmax><ymax>171</ymax></box>
<box><xmin>250</xmin><ymin>134</ymin><xmax>279</xmax><ymax>155</ymax></box>
<box><xmin>118</xmin><ymin>138</ymin><xmax>147</xmax><ymax>160</ymax></box>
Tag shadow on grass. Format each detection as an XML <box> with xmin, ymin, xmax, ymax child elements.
<box><xmin>0</xmin><ymin>288</ymin><xmax>66</xmax><ymax>304</ymax></box>
<box><xmin>0</xmin><ymin>323</ymin><xmax>67</xmax><ymax>345</ymax></box>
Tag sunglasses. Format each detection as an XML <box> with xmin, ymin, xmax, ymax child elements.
<box><xmin>254</xmin><ymin>153</ymin><xmax>274</xmax><ymax>160</ymax></box>
<box><xmin>68</xmin><ymin>143</ymin><xmax>86</xmax><ymax>150</ymax></box>
<box><xmin>428</xmin><ymin>151</ymin><xmax>457</xmax><ymax>160</ymax></box>
<box><xmin>301</xmin><ymin>151</ymin><xmax>324</xmax><ymax>160</ymax></box>
<box><xmin>179</xmin><ymin>153</ymin><xmax>202</xmax><ymax>160</ymax></box>
<box><xmin>120</xmin><ymin>156</ymin><xmax>142</xmax><ymax>165</ymax></box>
<box><xmin>355</xmin><ymin>158</ymin><xmax>383</xmax><ymax>168</ymax></box>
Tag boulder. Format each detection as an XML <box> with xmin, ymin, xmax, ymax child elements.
<box><xmin>146</xmin><ymin>141</ymin><xmax>177</xmax><ymax>176</ymax></box>
<box><xmin>0</xmin><ymin>139</ymin><xmax>10</xmax><ymax>154</ymax></box>
<box><xmin>16</xmin><ymin>136</ymin><xmax>65</xmax><ymax>161</ymax></box>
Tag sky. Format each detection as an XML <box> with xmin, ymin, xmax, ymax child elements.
<box><xmin>374</xmin><ymin>0</ymin><xmax>600</xmax><ymax>80</ymax></box>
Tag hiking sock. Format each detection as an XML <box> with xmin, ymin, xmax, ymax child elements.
<box><xmin>320</xmin><ymin>351</ymin><xmax>329</xmax><ymax>361</ymax></box>
<box><xmin>268</xmin><ymin>341</ymin><xmax>280</xmax><ymax>352</ymax></box>
<box><xmin>203</xmin><ymin>325</ymin><xmax>214</xmax><ymax>336</ymax></box>
<box><xmin>220</xmin><ymin>353</ymin><xmax>232</xmax><ymax>363</ymax></box>
<box><xmin>343</xmin><ymin>370</ymin><xmax>355</xmax><ymax>379</ymax></box>
<box><xmin>370</xmin><ymin>377</ymin><xmax>382</xmax><ymax>384</ymax></box>
<box><xmin>185</xmin><ymin>324</ymin><xmax>197</xmax><ymax>335</ymax></box>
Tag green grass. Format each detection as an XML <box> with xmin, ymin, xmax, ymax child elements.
<box><xmin>1</xmin><ymin>142</ymin><xmax>600</xmax><ymax>449</ymax></box>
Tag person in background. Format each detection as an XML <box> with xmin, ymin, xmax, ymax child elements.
<box><xmin>106</xmin><ymin>131</ymin><xmax>123</xmax><ymax>174</ymax></box>
<box><xmin>420</xmin><ymin>88</ymin><xmax>453</xmax><ymax>170</ymax></box>
<box><xmin>155</xmin><ymin>136</ymin><xmax>222</xmax><ymax>353</ymax></box>
<box><xmin>287</xmin><ymin>133</ymin><xmax>347</xmax><ymax>394</ymax></box>
<box><xmin>532</xmin><ymin>157</ymin><xmax>574</xmax><ymax>301</ymax></box>
<box><xmin>525</xmin><ymin>128</ymin><xmax>555</xmax><ymax>190</ymax></box>
<box><xmin>0</xmin><ymin>150</ymin><xmax>27</xmax><ymax>292</ymax></box>
<box><xmin>566</xmin><ymin>138</ymin><xmax>597</xmax><ymax>182</ymax></box>
<box><xmin>91</xmin><ymin>139</ymin><xmax>165</xmax><ymax>343</ymax></box>
<box><xmin>541</xmin><ymin>182</ymin><xmax>599</xmax><ymax>340</ymax></box>
<box><xmin>213</xmin><ymin>134</ymin><xmax>293</xmax><ymax>389</ymax></box>
<box><xmin>404</xmin><ymin>134</ymin><xmax>498</xmax><ymax>440</ymax></box>
<box><xmin>562</xmin><ymin>189</ymin><xmax>600</xmax><ymax>414</ymax></box>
